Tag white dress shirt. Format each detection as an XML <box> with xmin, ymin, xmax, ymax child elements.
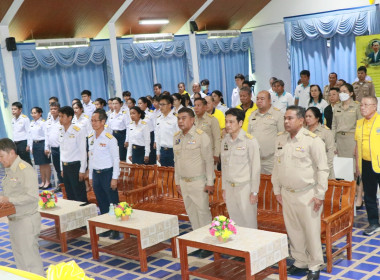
<box><xmin>72</xmin><ymin>114</ymin><xmax>92</xmax><ymax>137</ymax></box>
<box><xmin>107</xmin><ymin>110</ymin><xmax>130</xmax><ymax>141</ymax></box>
<box><xmin>231</xmin><ymin>87</ymin><xmax>240</xmax><ymax>108</ymax></box>
<box><xmin>271</xmin><ymin>91</ymin><xmax>295</xmax><ymax>113</ymax></box>
<box><xmin>144</xmin><ymin>109</ymin><xmax>155</xmax><ymax>132</ymax></box>
<box><xmin>294</xmin><ymin>84</ymin><xmax>310</xmax><ymax>108</ymax></box>
<box><xmin>82</xmin><ymin>100</ymin><xmax>96</xmax><ymax>117</ymax></box>
<box><xmin>215</xmin><ymin>102</ymin><xmax>228</xmax><ymax>114</ymax></box>
<box><xmin>59</xmin><ymin>124</ymin><xmax>87</xmax><ymax>173</ymax></box>
<box><xmin>126</xmin><ymin>120</ymin><xmax>150</xmax><ymax>157</ymax></box>
<box><xmin>12</xmin><ymin>114</ymin><xmax>30</xmax><ymax>142</ymax></box>
<box><xmin>27</xmin><ymin>118</ymin><xmax>46</xmax><ymax>150</ymax></box>
<box><xmin>88</xmin><ymin>130</ymin><xmax>120</xmax><ymax>180</ymax></box>
<box><xmin>44</xmin><ymin>116</ymin><xmax>62</xmax><ymax>150</ymax></box>
<box><xmin>155</xmin><ymin>112</ymin><xmax>179</xmax><ymax>155</ymax></box>
<box><xmin>173</xmin><ymin>105</ymin><xmax>184</xmax><ymax>115</ymax></box>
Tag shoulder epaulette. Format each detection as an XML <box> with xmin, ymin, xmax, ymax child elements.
<box><xmin>208</xmin><ymin>113</ymin><xmax>213</xmax><ymax>117</ymax></box>
<box><xmin>367</xmin><ymin>80</ymin><xmax>372</xmax><ymax>83</ymax></box>
<box><xmin>141</xmin><ymin>121</ymin><xmax>147</xmax><ymax>125</ymax></box>
<box><xmin>122</xmin><ymin>111</ymin><xmax>126</xmax><ymax>114</ymax></box>
<box><xmin>174</xmin><ymin>131</ymin><xmax>180</xmax><ymax>136</ymax></box>
<box><xmin>355</xmin><ymin>101</ymin><xmax>360</xmax><ymax>104</ymax></box>
<box><xmin>308</xmin><ymin>131</ymin><xmax>317</xmax><ymax>138</ymax></box>
<box><xmin>18</xmin><ymin>162</ymin><xmax>26</xmax><ymax>170</ymax></box>
<box><xmin>149</xmin><ymin>110</ymin><xmax>153</xmax><ymax>113</ymax></box>
<box><xmin>88</xmin><ymin>133</ymin><xmax>94</xmax><ymax>138</ymax></box>
<box><xmin>105</xmin><ymin>132</ymin><xmax>113</xmax><ymax>139</ymax></box>
<box><xmin>42</xmin><ymin>119</ymin><xmax>45</xmax><ymax>122</ymax></box>
<box><xmin>273</xmin><ymin>107</ymin><xmax>280</xmax><ymax>111</ymax></box>
<box><xmin>324</xmin><ymin>125</ymin><xmax>330</xmax><ymax>130</ymax></box>
<box><xmin>277</xmin><ymin>131</ymin><xmax>284</xmax><ymax>136</ymax></box>
<box><xmin>245</xmin><ymin>133</ymin><xmax>253</xmax><ymax>139</ymax></box>
<box><xmin>73</xmin><ymin>125</ymin><xmax>80</xmax><ymax>131</ymax></box>
<box><xmin>196</xmin><ymin>129</ymin><xmax>203</xmax><ymax>135</ymax></box>
<box><xmin>84</xmin><ymin>114</ymin><xmax>89</xmax><ymax>119</ymax></box>
<box><xmin>130</xmin><ymin>121</ymin><xmax>133</xmax><ymax>124</ymax></box>
<box><xmin>222</xmin><ymin>104</ymin><xmax>226</xmax><ymax>107</ymax></box>
<box><xmin>353</xmin><ymin>81</ymin><xmax>358</xmax><ymax>84</ymax></box>
<box><xmin>173</xmin><ymin>112</ymin><xmax>178</xmax><ymax>117</ymax></box>
<box><xmin>157</xmin><ymin>115</ymin><xmax>161</xmax><ymax>118</ymax></box>
<box><xmin>21</xmin><ymin>114</ymin><xmax>27</xmax><ymax>118</ymax></box>
<box><xmin>104</xmin><ymin>124</ymin><xmax>108</xmax><ymax>128</ymax></box>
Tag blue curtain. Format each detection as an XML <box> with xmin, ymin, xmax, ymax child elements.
<box><xmin>11</xmin><ymin>40</ymin><xmax>114</xmax><ymax>119</ymax></box>
<box><xmin>290</xmin><ymin>38</ymin><xmax>328</xmax><ymax>93</ymax></box>
<box><xmin>284</xmin><ymin>4</ymin><xmax>379</xmax><ymax>92</ymax></box>
<box><xmin>197</xmin><ymin>32</ymin><xmax>253</xmax><ymax>107</ymax></box>
<box><xmin>329</xmin><ymin>33</ymin><xmax>359</xmax><ymax>84</ymax></box>
<box><xmin>0</xmin><ymin>53</ymin><xmax>7</xmax><ymax>138</ymax></box>
<box><xmin>118</xmin><ymin>36</ymin><xmax>193</xmax><ymax>97</ymax></box>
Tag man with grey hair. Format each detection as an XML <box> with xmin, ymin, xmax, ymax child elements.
<box><xmin>0</xmin><ymin>138</ymin><xmax>44</xmax><ymax>275</ymax></box>
<box><xmin>272</xmin><ymin>106</ymin><xmax>329</xmax><ymax>280</ymax></box>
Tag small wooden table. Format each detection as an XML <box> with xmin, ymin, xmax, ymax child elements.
<box><xmin>178</xmin><ymin>226</ymin><xmax>289</xmax><ymax>280</ymax></box>
<box><xmin>87</xmin><ymin>210</ymin><xmax>179</xmax><ymax>272</ymax></box>
<box><xmin>38</xmin><ymin>199</ymin><xmax>98</xmax><ymax>252</ymax></box>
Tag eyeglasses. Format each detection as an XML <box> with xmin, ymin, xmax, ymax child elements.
<box><xmin>360</xmin><ymin>104</ymin><xmax>376</xmax><ymax>108</ymax></box>
<box><xmin>159</xmin><ymin>103</ymin><xmax>169</xmax><ymax>106</ymax></box>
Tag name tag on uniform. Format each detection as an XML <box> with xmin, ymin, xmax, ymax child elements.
<box><xmin>10</xmin><ymin>178</ymin><xmax>17</xmax><ymax>182</ymax></box>
<box><xmin>251</xmin><ymin>118</ymin><xmax>256</xmax><ymax>121</ymax></box>
<box><xmin>224</xmin><ymin>143</ymin><xmax>228</xmax><ymax>150</ymax></box>
<box><xmin>267</xmin><ymin>115</ymin><xmax>273</xmax><ymax>119</ymax></box>
<box><xmin>202</xmin><ymin>122</ymin><xmax>208</xmax><ymax>127</ymax></box>
<box><xmin>349</xmin><ymin>110</ymin><xmax>355</xmax><ymax>113</ymax></box>
<box><xmin>100</xmin><ymin>143</ymin><xmax>106</xmax><ymax>147</ymax></box>
<box><xmin>69</xmin><ymin>134</ymin><xmax>75</xmax><ymax>138</ymax></box>
<box><xmin>236</xmin><ymin>146</ymin><xmax>245</xmax><ymax>150</ymax></box>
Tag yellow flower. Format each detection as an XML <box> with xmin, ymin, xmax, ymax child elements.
<box><xmin>215</xmin><ymin>231</ymin><xmax>220</xmax><ymax>237</ymax></box>
<box><xmin>114</xmin><ymin>207</ymin><xmax>123</xmax><ymax>217</ymax></box>
<box><xmin>38</xmin><ymin>200</ymin><xmax>44</xmax><ymax>207</ymax></box>
<box><xmin>125</xmin><ymin>208</ymin><xmax>132</xmax><ymax>216</ymax></box>
<box><xmin>46</xmin><ymin>201</ymin><xmax>55</xmax><ymax>208</ymax></box>
<box><xmin>219</xmin><ymin>216</ymin><xmax>226</xmax><ymax>222</ymax></box>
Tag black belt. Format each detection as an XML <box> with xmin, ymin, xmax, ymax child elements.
<box><xmin>14</xmin><ymin>140</ymin><xmax>27</xmax><ymax>144</ymax></box>
<box><xmin>33</xmin><ymin>140</ymin><xmax>44</xmax><ymax>143</ymax></box>
<box><xmin>132</xmin><ymin>145</ymin><xmax>144</xmax><ymax>150</ymax></box>
<box><xmin>93</xmin><ymin>167</ymin><xmax>113</xmax><ymax>174</ymax></box>
<box><xmin>113</xmin><ymin>129</ymin><xmax>126</xmax><ymax>134</ymax></box>
<box><xmin>161</xmin><ymin>147</ymin><xmax>173</xmax><ymax>151</ymax></box>
<box><xmin>62</xmin><ymin>161</ymin><xmax>80</xmax><ymax>166</ymax></box>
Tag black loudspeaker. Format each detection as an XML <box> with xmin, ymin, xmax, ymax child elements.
<box><xmin>190</xmin><ymin>21</ymin><xmax>198</xmax><ymax>33</ymax></box>
<box><xmin>6</xmin><ymin>37</ymin><xmax>16</xmax><ymax>51</ymax></box>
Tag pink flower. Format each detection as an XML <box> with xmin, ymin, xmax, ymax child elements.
<box><xmin>47</xmin><ymin>195</ymin><xmax>51</xmax><ymax>199</ymax></box>
<box><xmin>209</xmin><ymin>228</ymin><xmax>216</xmax><ymax>236</ymax></box>
<box><xmin>214</xmin><ymin>221</ymin><xmax>220</xmax><ymax>227</ymax></box>
<box><xmin>42</xmin><ymin>197</ymin><xmax>47</xmax><ymax>203</ymax></box>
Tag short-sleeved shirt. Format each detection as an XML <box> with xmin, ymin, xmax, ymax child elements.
<box><xmin>294</xmin><ymin>83</ymin><xmax>310</xmax><ymax>108</ymax></box>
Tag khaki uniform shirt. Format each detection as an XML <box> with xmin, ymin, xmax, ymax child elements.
<box><xmin>173</xmin><ymin>126</ymin><xmax>214</xmax><ymax>186</ymax></box>
<box><xmin>195</xmin><ymin>113</ymin><xmax>221</xmax><ymax>157</ymax></box>
<box><xmin>2</xmin><ymin>156</ymin><xmax>39</xmax><ymax>218</ymax></box>
<box><xmin>221</xmin><ymin>130</ymin><xmax>261</xmax><ymax>193</ymax></box>
<box><xmin>332</xmin><ymin>100</ymin><xmax>361</xmax><ymax>135</ymax></box>
<box><xmin>311</xmin><ymin>124</ymin><xmax>336</xmax><ymax>179</ymax></box>
<box><xmin>353</xmin><ymin>81</ymin><xmax>376</xmax><ymax>103</ymax></box>
<box><xmin>322</xmin><ymin>84</ymin><xmax>338</xmax><ymax>102</ymax></box>
<box><xmin>272</xmin><ymin>128</ymin><xmax>329</xmax><ymax>200</ymax></box>
<box><xmin>247</xmin><ymin>106</ymin><xmax>284</xmax><ymax>159</ymax></box>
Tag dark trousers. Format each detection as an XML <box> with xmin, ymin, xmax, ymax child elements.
<box><xmin>160</xmin><ymin>147</ymin><xmax>174</xmax><ymax>167</ymax></box>
<box><xmin>62</xmin><ymin>161</ymin><xmax>88</xmax><ymax>203</ymax></box>
<box><xmin>113</xmin><ymin>130</ymin><xmax>127</xmax><ymax>161</ymax></box>
<box><xmin>362</xmin><ymin>160</ymin><xmax>380</xmax><ymax>225</ymax></box>
<box><xmin>92</xmin><ymin>168</ymin><xmax>119</xmax><ymax>214</ymax></box>
<box><xmin>132</xmin><ymin>145</ymin><xmax>145</xmax><ymax>164</ymax></box>
<box><xmin>15</xmin><ymin>140</ymin><xmax>32</xmax><ymax>166</ymax></box>
<box><xmin>51</xmin><ymin>147</ymin><xmax>63</xmax><ymax>184</ymax></box>
<box><xmin>149</xmin><ymin>131</ymin><xmax>156</xmax><ymax>165</ymax></box>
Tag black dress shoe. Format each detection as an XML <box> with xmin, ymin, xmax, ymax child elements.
<box><xmin>99</xmin><ymin>230</ymin><xmax>112</xmax><ymax>237</ymax></box>
<box><xmin>109</xmin><ymin>231</ymin><xmax>120</xmax><ymax>240</ymax></box>
<box><xmin>307</xmin><ymin>270</ymin><xmax>320</xmax><ymax>280</ymax></box>
<box><xmin>53</xmin><ymin>187</ymin><xmax>61</xmax><ymax>193</ymax></box>
<box><xmin>356</xmin><ymin>202</ymin><xmax>364</xmax><ymax>210</ymax></box>
<box><xmin>80</xmin><ymin>202</ymin><xmax>90</xmax><ymax>206</ymax></box>
<box><xmin>287</xmin><ymin>265</ymin><xmax>308</xmax><ymax>275</ymax></box>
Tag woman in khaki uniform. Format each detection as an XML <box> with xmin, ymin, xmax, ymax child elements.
<box><xmin>306</xmin><ymin>107</ymin><xmax>336</xmax><ymax>179</ymax></box>
<box><xmin>331</xmin><ymin>83</ymin><xmax>362</xmax><ymax>207</ymax></box>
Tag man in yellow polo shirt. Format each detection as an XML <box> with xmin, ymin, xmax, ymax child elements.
<box><xmin>205</xmin><ymin>96</ymin><xmax>225</xmax><ymax>135</ymax></box>
<box><xmin>236</xmin><ymin>86</ymin><xmax>257</xmax><ymax>131</ymax></box>
<box><xmin>355</xmin><ymin>96</ymin><xmax>380</xmax><ymax>236</ymax></box>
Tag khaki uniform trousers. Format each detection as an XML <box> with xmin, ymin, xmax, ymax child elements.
<box><xmin>281</xmin><ymin>188</ymin><xmax>323</xmax><ymax>271</ymax></box>
<box><xmin>181</xmin><ymin>178</ymin><xmax>212</xmax><ymax>230</ymax></box>
<box><xmin>9</xmin><ymin>212</ymin><xmax>44</xmax><ymax>276</ymax></box>
<box><xmin>260</xmin><ymin>157</ymin><xmax>274</xmax><ymax>175</ymax></box>
<box><xmin>225</xmin><ymin>182</ymin><xmax>257</xmax><ymax>228</ymax></box>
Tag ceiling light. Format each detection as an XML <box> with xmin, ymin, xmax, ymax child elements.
<box><xmin>139</xmin><ymin>19</ymin><xmax>169</xmax><ymax>25</ymax></box>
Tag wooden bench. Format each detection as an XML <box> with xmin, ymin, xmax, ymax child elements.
<box><xmin>255</xmin><ymin>174</ymin><xmax>355</xmax><ymax>273</ymax></box>
<box><xmin>125</xmin><ymin>167</ymin><xmax>225</xmax><ymax>221</ymax></box>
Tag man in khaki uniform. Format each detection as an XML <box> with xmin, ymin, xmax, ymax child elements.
<box><xmin>193</xmin><ymin>98</ymin><xmax>221</xmax><ymax>166</ymax></box>
<box><xmin>174</xmin><ymin>107</ymin><xmax>214</xmax><ymax>230</ymax></box>
<box><xmin>322</xmin><ymin>72</ymin><xmax>338</xmax><ymax>101</ymax></box>
<box><xmin>353</xmin><ymin>66</ymin><xmax>376</xmax><ymax>102</ymax></box>
<box><xmin>222</xmin><ymin>108</ymin><xmax>260</xmax><ymax>228</ymax></box>
<box><xmin>272</xmin><ymin>106</ymin><xmax>329</xmax><ymax>280</ymax></box>
<box><xmin>0</xmin><ymin>138</ymin><xmax>44</xmax><ymax>276</ymax></box>
<box><xmin>248</xmin><ymin>90</ymin><xmax>284</xmax><ymax>174</ymax></box>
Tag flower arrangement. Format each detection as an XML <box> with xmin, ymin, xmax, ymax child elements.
<box><xmin>209</xmin><ymin>215</ymin><xmax>237</xmax><ymax>241</ymax></box>
<box><xmin>38</xmin><ymin>190</ymin><xmax>58</xmax><ymax>209</ymax></box>
<box><xmin>114</xmin><ymin>202</ymin><xmax>133</xmax><ymax>220</ymax></box>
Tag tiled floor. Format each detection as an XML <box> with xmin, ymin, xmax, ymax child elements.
<box><xmin>1</xmin><ymin>167</ymin><xmax>380</xmax><ymax>279</ymax></box>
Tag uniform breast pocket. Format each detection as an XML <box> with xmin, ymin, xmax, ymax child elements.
<box><xmin>292</xmin><ymin>151</ymin><xmax>308</xmax><ymax>167</ymax></box>
<box><xmin>173</xmin><ymin>144</ymin><xmax>181</xmax><ymax>157</ymax></box>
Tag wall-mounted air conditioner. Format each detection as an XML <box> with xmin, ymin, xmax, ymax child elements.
<box><xmin>133</xmin><ymin>33</ymin><xmax>174</xmax><ymax>43</ymax></box>
<box><xmin>35</xmin><ymin>38</ymin><xmax>89</xmax><ymax>49</ymax></box>
<box><xmin>207</xmin><ymin>30</ymin><xmax>241</xmax><ymax>38</ymax></box>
